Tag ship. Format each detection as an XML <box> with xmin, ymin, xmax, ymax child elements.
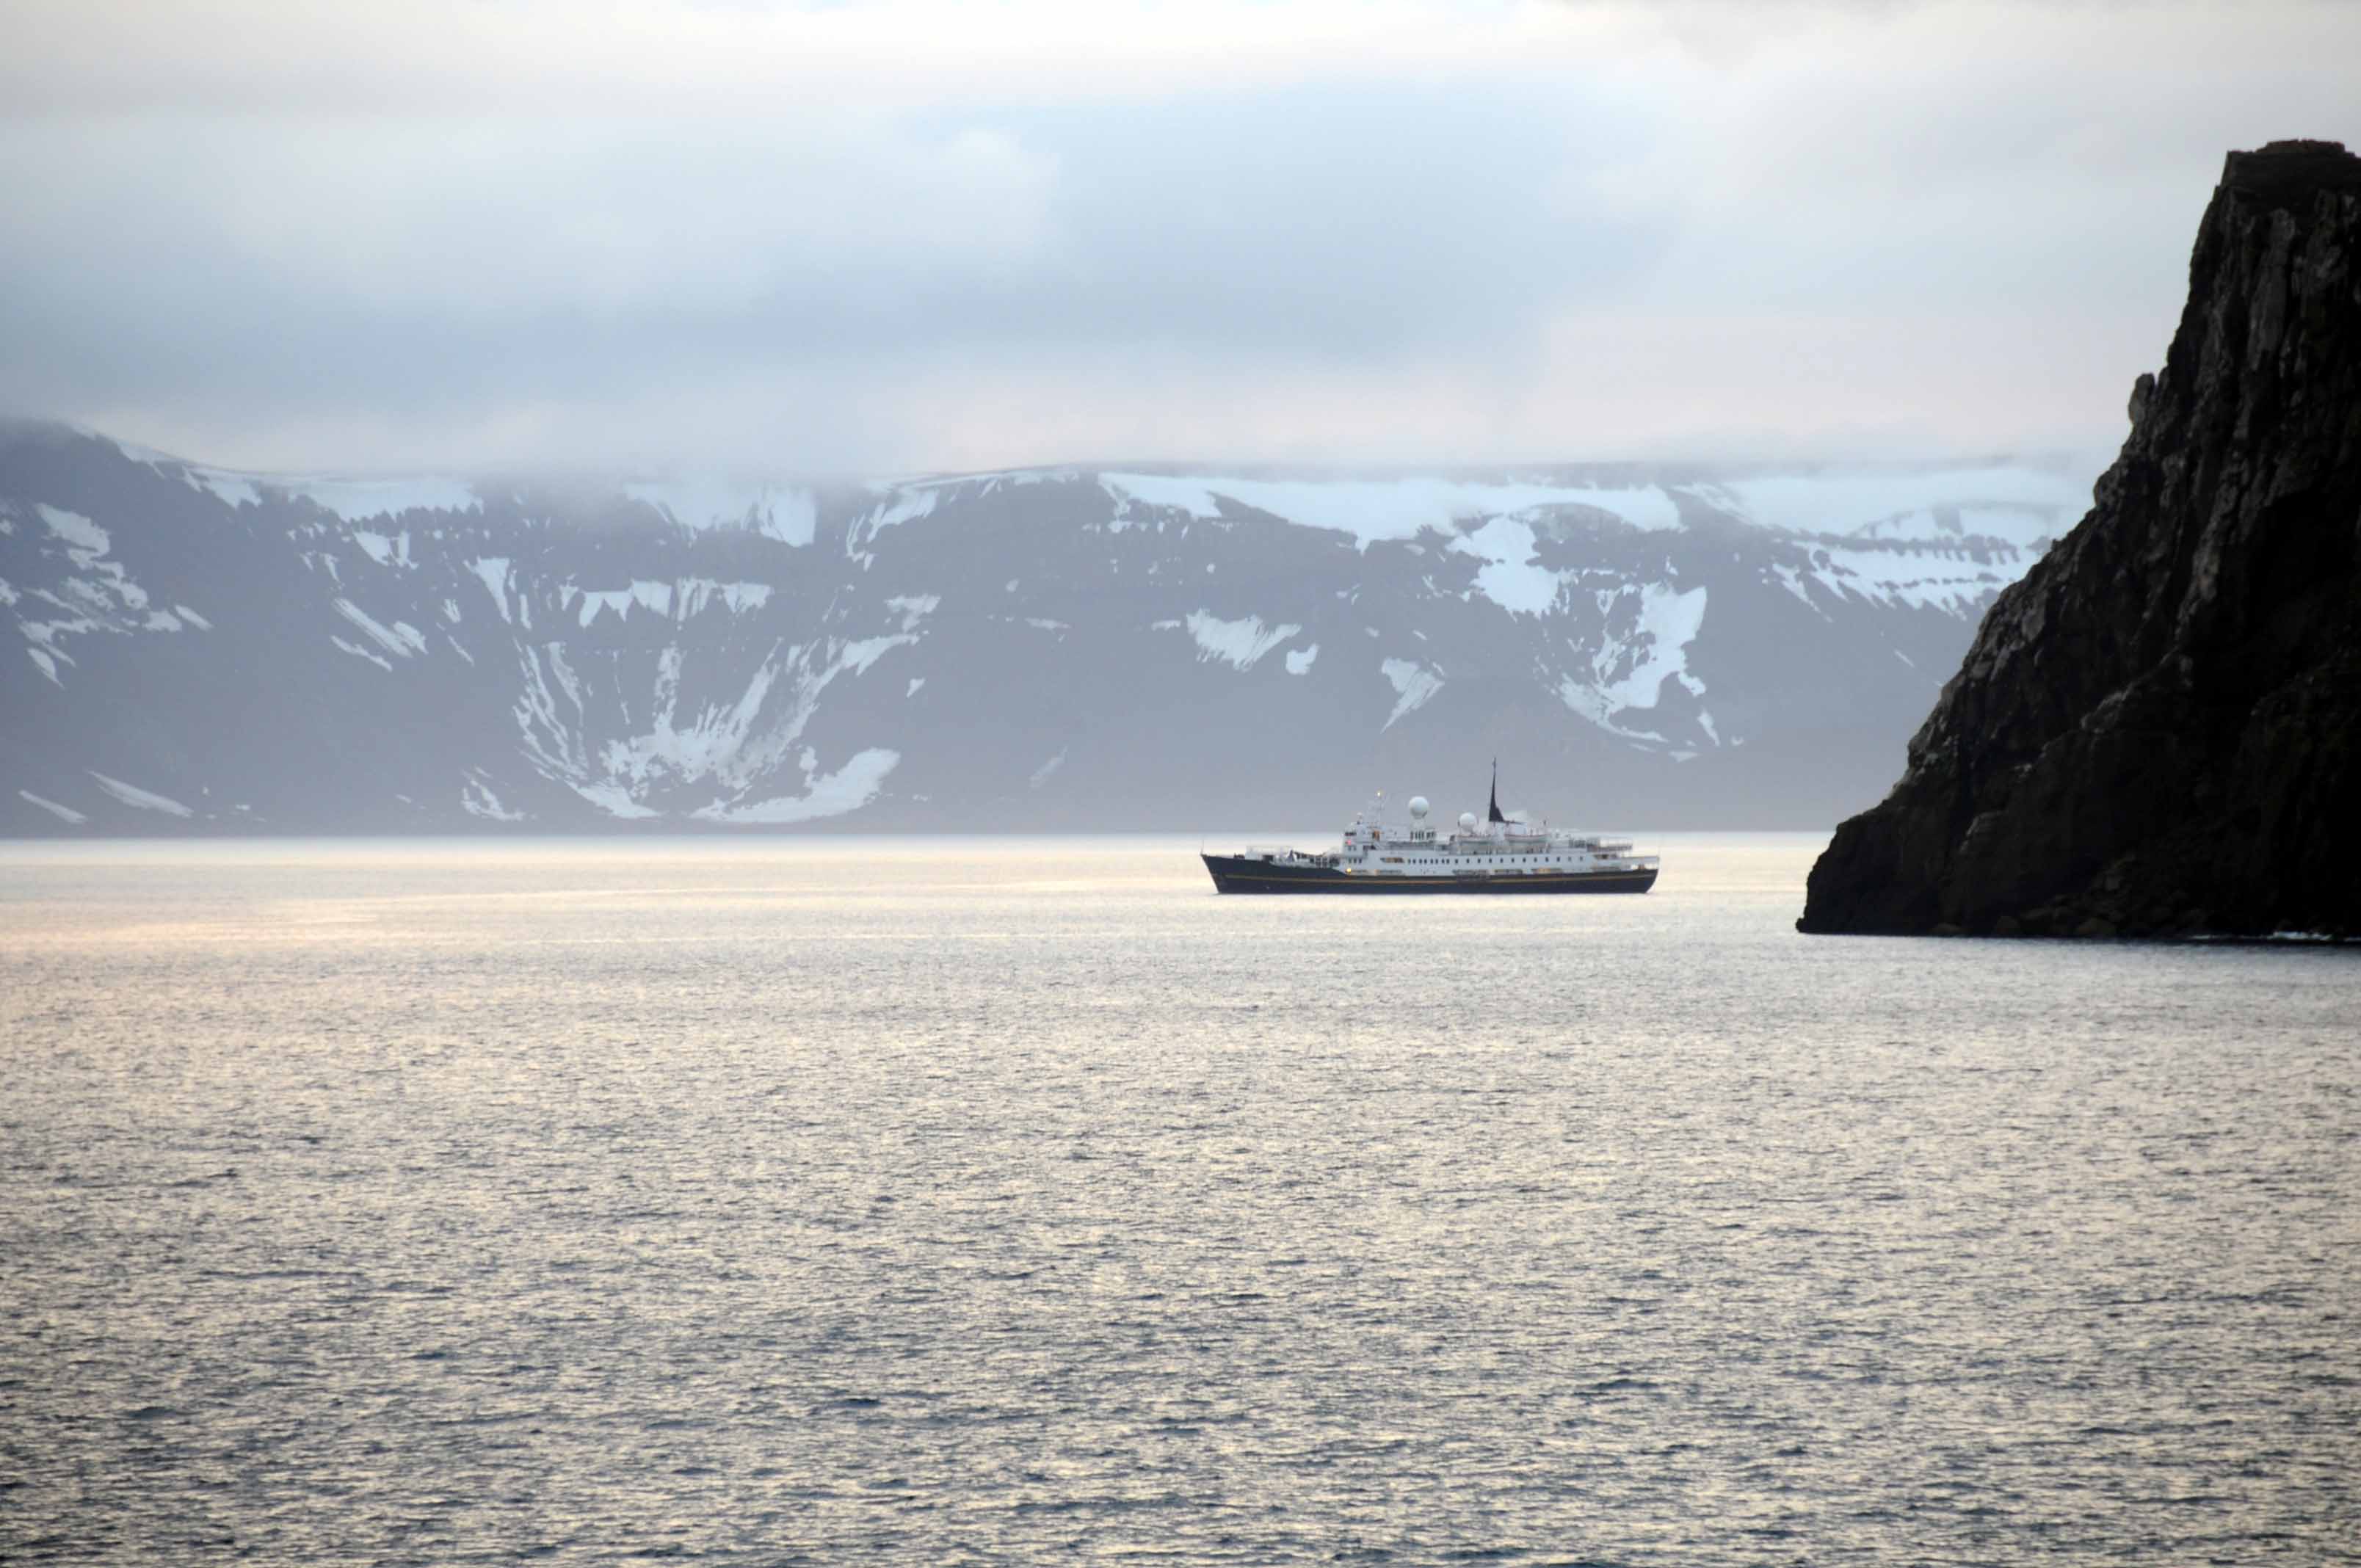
<box><xmin>1201</xmin><ymin>766</ymin><xmax>1659</xmax><ymax>895</ymax></box>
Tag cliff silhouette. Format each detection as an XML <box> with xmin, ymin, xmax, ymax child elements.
<box><xmin>1800</xmin><ymin>140</ymin><xmax>2361</xmax><ymax>939</ymax></box>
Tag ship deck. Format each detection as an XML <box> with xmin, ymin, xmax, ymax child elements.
<box><xmin>1203</xmin><ymin>854</ymin><xmax>1656</xmax><ymax>895</ymax></box>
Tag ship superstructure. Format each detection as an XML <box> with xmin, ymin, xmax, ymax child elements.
<box><xmin>1201</xmin><ymin>768</ymin><xmax>1659</xmax><ymax>895</ymax></box>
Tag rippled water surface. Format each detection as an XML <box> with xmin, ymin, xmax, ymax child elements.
<box><xmin>4</xmin><ymin>835</ymin><xmax>2357</xmax><ymax>1564</ymax></box>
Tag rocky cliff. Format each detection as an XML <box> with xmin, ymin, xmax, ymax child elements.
<box><xmin>1799</xmin><ymin>140</ymin><xmax>2361</xmax><ymax>939</ymax></box>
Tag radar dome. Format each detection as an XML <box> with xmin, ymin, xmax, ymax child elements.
<box><xmin>1407</xmin><ymin>796</ymin><xmax>1430</xmax><ymax>820</ymax></box>
<box><xmin>1458</xmin><ymin>811</ymin><xmax>1479</xmax><ymax>831</ymax></box>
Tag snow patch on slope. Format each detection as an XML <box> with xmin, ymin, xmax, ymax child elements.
<box><xmin>7</xmin><ymin>502</ymin><xmax>189</xmax><ymax>685</ymax></box>
<box><xmin>626</xmin><ymin>480</ymin><xmax>818</xmax><ymax>547</ymax></box>
<box><xmin>289</xmin><ymin>476</ymin><xmax>477</xmax><ymax>522</ymax></box>
<box><xmin>849</xmin><ymin>485</ymin><xmax>942</xmax><ymax>559</ymax></box>
<box><xmin>40</xmin><ymin>504</ymin><xmax>151</xmax><ymax>611</ymax></box>
<box><xmin>1558</xmin><ymin>584</ymin><xmax>1712</xmax><ymax>747</ymax></box>
<box><xmin>1380</xmin><ymin>657</ymin><xmax>1443</xmax><ymax>730</ymax></box>
<box><xmin>1103</xmin><ymin>474</ymin><xmax>1683</xmax><ymax>548</ymax></box>
<box><xmin>693</xmin><ymin>747</ymin><xmax>901</xmax><ymax>824</ymax></box>
<box><xmin>571</xmin><ymin>781</ymin><xmax>661</xmax><ymax>819</ymax></box>
<box><xmin>462</xmin><ymin>774</ymin><xmax>525</xmax><ymax>821</ymax></box>
<box><xmin>885</xmin><ymin>595</ymin><xmax>939</xmax><ymax>631</ymax></box>
<box><xmin>351</xmin><ymin>529</ymin><xmax>413</xmax><ymax>568</ymax></box>
<box><xmin>89</xmin><ymin>771</ymin><xmax>193</xmax><ymax>818</ymax></box>
<box><xmin>18</xmin><ymin>789</ymin><xmax>86</xmax><ymax>824</ymax></box>
<box><xmin>40</xmin><ymin>504</ymin><xmax>112</xmax><ymax>565</ymax></box>
<box><xmin>1807</xmin><ymin>546</ymin><xmax>2014</xmax><ymax>614</ymax></box>
<box><xmin>1698</xmin><ymin>465</ymin><xmax>2083</xmax><ymax>539</ymax></box>
<box><xmin>573</xmin><ymin>581</ymin><xmax>674</xmax><ymax>625</ymax></box>
<box><xmin>1183</xmin><ymin>610</ymin><xmax>1302</xmax><ymax>670</ymax></box>
<box><xmin>186</xmin><ymin>468</ymin><xmax>261</xmax><ymax>507</ymax></box>
<box><xmin>537</xmin><ymin>624</ymin><xmax>916</xmax><ymax>821</ymax></box>
<box><xmin>1601</xmin><ymin>584</ymin><xmax>1709</xmax><ymax>708</ymax></box>
<box><xmin>1769</xmin><ymin>564</ymin><xmax>1830</xmax><ymax>619</ymax></box>
<box><xmin>335</xmin><ymin>598</ymin><xmax>427</xmax><ymax>659</ymax></box>
<box><xmin>331</xmin><ymin>635</ymin><xmax>393</xmax><ymax>670</ymax></box>
<box><xmin>1451</xmin><ymin>516</ymin><xmax>1563</xmax><ymax>615</ymax></box>
<box><xmin>131</xmin><ymin>460</ymin><xmax>472</xmax><ymax>521</ymax></box>
<box><xmin>469</xmin><ymin>559</ymin><xmax>513</xmax><ymax>622</ymax></box>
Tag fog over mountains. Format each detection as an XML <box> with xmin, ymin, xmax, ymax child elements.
<box><xmin>1</xmin><ymin>424</ymin><xmax>2100</xmax><ymax>835</ymax></box>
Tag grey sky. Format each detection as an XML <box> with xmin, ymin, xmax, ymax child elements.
<box><xmin>1</xmin><ymin>0</ymin><xmax>2354</xmax><ymax>473</ymax></box>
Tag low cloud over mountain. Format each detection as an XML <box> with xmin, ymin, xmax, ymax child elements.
<box><xmin>4</xmin><ymin>425</ymin><xmax>2095</xmax><ymax>833</ymax></box>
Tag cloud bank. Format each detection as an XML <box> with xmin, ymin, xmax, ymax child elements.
<box><xmin>1</xmin><ymin>0</ymin><xmax>2354</xmax><ymax>473</ymax></box>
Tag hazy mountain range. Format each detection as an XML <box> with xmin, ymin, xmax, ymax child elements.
<box><xmin>1</xmin><ymin>423</ymin><xmax>2100</xmax><ymax>834</ymax></box>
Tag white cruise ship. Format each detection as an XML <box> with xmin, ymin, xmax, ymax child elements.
<box><xmin>1202</xmin><ymin>768</ymin><xmax>1658</xmax><ymax>895</ymax></box>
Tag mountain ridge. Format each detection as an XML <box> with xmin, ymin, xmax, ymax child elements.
<box><xmin>4</xmin><ymin>423</ymin><xmax>2096</xmax><ymax>835</ymax></box>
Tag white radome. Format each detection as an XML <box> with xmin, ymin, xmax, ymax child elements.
<box><xmin>1407</xmin><ymin>796</ymin><xmax>1429</xmax><ymax>819</ymax></box>
<box><xmin>1458</xmin><ymin>811</ymin><xmax>1479</xmax><ymax>830</ymax></box>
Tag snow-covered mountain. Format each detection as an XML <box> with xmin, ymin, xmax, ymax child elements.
<box><xmin>1</xmin><ymin>423</ymin><xmax>2097</xmax><ymax>833</ymax></box>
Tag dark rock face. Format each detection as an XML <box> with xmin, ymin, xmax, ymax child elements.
<box><xmin>1800</xmin><ymin>141</ymin><xmax>2361</xmax><ymax>939</ymax></box>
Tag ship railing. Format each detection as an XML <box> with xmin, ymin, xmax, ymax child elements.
<box><xmin>1247</xmin><ymin>843</ymin><xmax>1330</xmax><ymax>858</ymax></box>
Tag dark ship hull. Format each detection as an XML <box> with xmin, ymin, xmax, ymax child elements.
<box><xmin>1202</xmin><ymin>854</ymin><xmax>1658</xmax><ymax>895</ymax></box>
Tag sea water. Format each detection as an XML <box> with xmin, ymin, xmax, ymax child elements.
<box><xmin>2</xmin><ymin>835</ymin><xmax>2355</xmax><ymax>1563</ymax></box>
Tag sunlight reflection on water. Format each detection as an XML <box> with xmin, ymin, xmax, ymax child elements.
<box><xmin>3</xmin><ymin>835</ymin><xmax>2356</xmax><ymax>1562</ymax></box>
